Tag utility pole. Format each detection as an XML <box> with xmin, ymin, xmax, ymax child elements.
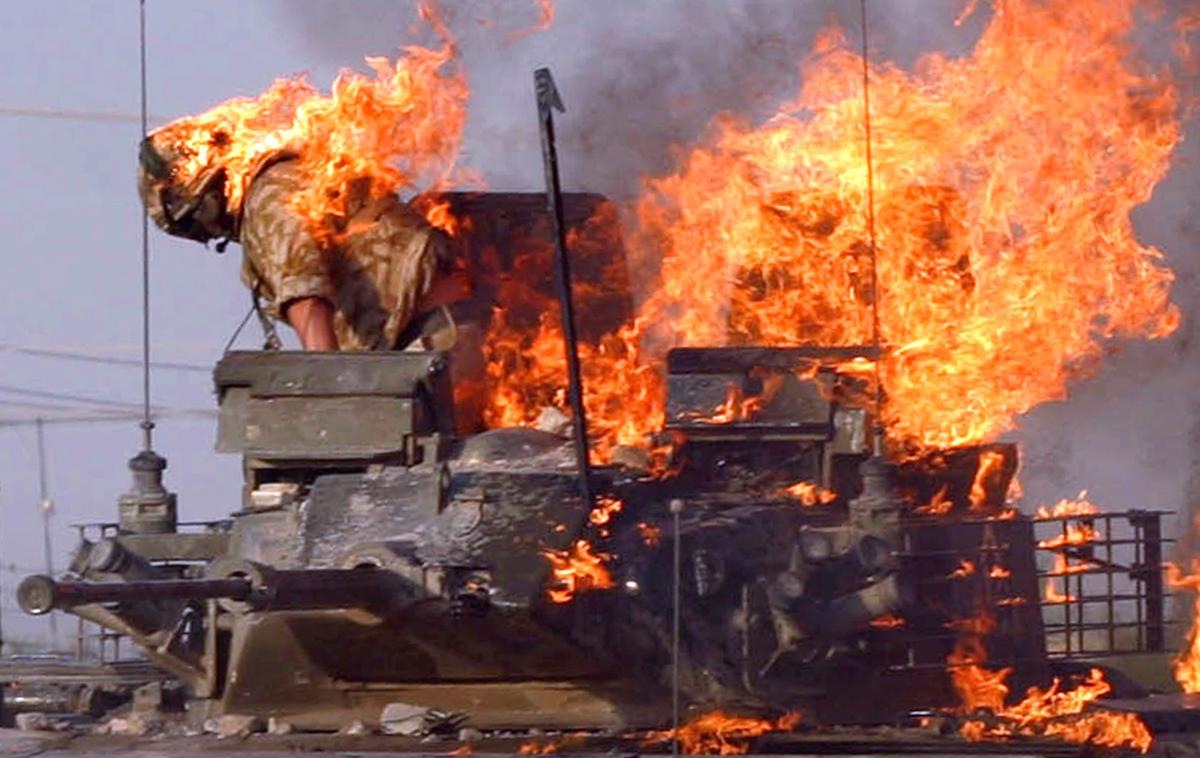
<box><xmin>35</xmin><ymin>418</ymin><xmax>59</xmax><ymax>650</ymax></box>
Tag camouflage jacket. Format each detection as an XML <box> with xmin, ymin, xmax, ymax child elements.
<box><xmin>239</xmin><ymin>159</ymin><xmax>450</xmax><ymax>351</ymax></box>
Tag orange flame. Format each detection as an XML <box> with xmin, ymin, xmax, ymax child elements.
<box><xmin>146</xmin><ymin>3</ymin><xmax>466</xmax><ymax>244</ymax></box>
<box><xmin>506</xmin><ymin>0</ymin><xmax>555</xmax><ymax>44</ymax></box>
<box><xmin>588</xmin><ymin>495</ymin><xmax>624</xmax><ymax>527</ymax></box>
<box><xmin>480</xmin><ymin>0</ymin><xmax>1182</xmax><ymax>463</ymax></box>
<box><xmin>1042</xmin><ymin>579</ymin><xmax>1077</xmax><ymax>604</ymax></box>
<box><xmin>968</xmin><ymin>451</ymin><xmax>1005</xmax><ymax>511</ymax></box>
<box><xmin>869</xmin><ymin>613</ymin><xmax>906</xmax><ymax>629</ymax></box>
<box><xmin>633</xmin><ymin>0</ymin><xmax>1180</xmax><ymax>454</ymax></box>
<box><xmin>782</xmin><ymin>481</ymin><xmax>837</xmax><ymax>507</ymax></box>
<box><xmin>637</xmin><ymin>521</ymin><xmax>663</xmax><ymax>548</ymax></box>
<box><xmin>1036</xmin><ymin>523</ymin><xmax>1099</xmax><ymax>551</ymax></box>
<box><xmin>541</xmin><ymin>539</ymin><xmax>615</xmax><ymax>604</ymax></box>
<box><xmin>481</xmin><ymin>0</ymin><xmax>1180</xmax><ymax>464</ymax></box>
<box><xmin>1166</xmin><ymin>561</ymin><xmax>1200</xmax><ymax>693</ymax></box>
<box><xmin>517</xmin><ymin>742</ymin><xmax>558</xmax><ymax>755</ymax></box>
<box><xmin>949</xmin><ymin>559</ymin><xmax>977</xmax><ymax>579</ymax></box>
<box><xmin>645</xmin><ymin>711</ymin><xmax>800</xmax><ymax>755</ymax></box>
<box><xmin>1035</xmin><ymin>491</ymin><xmax>1099</xmax><ymax>519</ymax></box>
<box><xmin>948</xmin><ymin>619</ymin><xmax>1010</xmax><ymax>713</ymax></box>
<box><xmin>705</xmin><ymin>383</ymin><xmax>763</xmax><ymax>424</ymax></box>
<box><xmin>959</xmin><ymin>669</ymin><xmax>1152</xmax><ymax>752</ymax></box>
<box><xmin>1048</xmin><ymin>553</ymin><xmax>1095</xmax><ymax>577</ymax></box>
<box><xmin>988</xmin><ymin>565</ymin><xmax>1011</xmax><ymax>579</ymax></box>
<box><xmin>950</xmin><ymin>614</ymin><xmax>1151</xmax><ymax>751</ymax></box>
<box><xmin>480</xmin><ymin>204</ymin><xmax>667</xmax><ymax>461</ymax></box>
<box><xmin>915</xmin><ymin>485</ymin><xmax>953</xmax><ymax>515</ymax></box>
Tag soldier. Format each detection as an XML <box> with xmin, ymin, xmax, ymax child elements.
<box><xmin>136</xmin><ymin>131</ymin><xmax>486</xmax><ymax>429</ymax></box>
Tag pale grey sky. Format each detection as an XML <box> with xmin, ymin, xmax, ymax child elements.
<box><xmin>0</xmin><ymin>0</ymin><xmax>1195</xmax><ymax>647</ymax></box>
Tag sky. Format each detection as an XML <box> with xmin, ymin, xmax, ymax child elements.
<box><xmin>0</xmin><ymin>0</ymin><xmax>1196</xmax><ymax>648</ymax></box>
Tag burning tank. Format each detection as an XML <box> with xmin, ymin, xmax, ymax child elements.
<box><xmin>9</xmin><ymin>192</ymin><xmax>1170</xmax><ymax>739</ymax></box>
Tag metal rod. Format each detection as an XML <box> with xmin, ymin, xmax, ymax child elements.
<box><xmin>1140</xmin><ymin>516</ymin><xmax>1165</xmax><ymax>650</ymax></box>
<box><xmin>670</xmin><ymin>498</ymin><xmax>683</xmax><ymax>757</ymax></box>
<box><xmin>534</xmin><ymin>67</ymin><xmax>592</xmax><ymax>508</ymax></box>
<box><xmin>138</xmin><ymin>0</ymin><xmax>154</xmax><ymax>451</ymax></box>
<box><xmin>35</xmin><ymin>418</ymin><xmax>59</xmax><ymax>647</ymax></box>
<box><xmin>858</xmin><ymin>0</ymin><xmax>883</xmax><ymax>453</ymax></box>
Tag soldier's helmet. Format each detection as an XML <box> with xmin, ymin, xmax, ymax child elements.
<box><xmin>137</xmin><ymin>130</ymin><xmax>234</xmax><ymax>244</ymax></box>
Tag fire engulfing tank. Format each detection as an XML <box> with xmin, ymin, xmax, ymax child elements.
<box><xmin>10</xmin><ymin>194</ymin><xmax>1166</xmax><ymax>739</ymax></box>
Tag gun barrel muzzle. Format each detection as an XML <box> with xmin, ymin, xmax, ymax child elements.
<box><xmin>17</xmin><ymin>574</ymin><xmax>252</xmax><ymax>615</ymax></box>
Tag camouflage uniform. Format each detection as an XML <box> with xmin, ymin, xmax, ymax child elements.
<box><xmin>240</xmin><ymin>159</ymin><xmax>454</xmax><ymax>352</ymax></box>
<box><xmin>138</xmin><ymin>145</ymin><xmax>486</xmax><ymax>430</ymax></box>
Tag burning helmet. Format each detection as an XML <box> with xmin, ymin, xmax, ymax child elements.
<box><xmin>136</xmin><ymin>131</ymin><xmax>234</xmax><ymax>244</ymax></box>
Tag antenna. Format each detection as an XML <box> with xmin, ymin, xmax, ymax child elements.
<box><xmin>859</xmin><ymin>0</ymin><xmax>884</xmax><ymax>455</ymax></box>
<box><xmin>35</xmin><ymin>418</ymin><xmax>59</xmax><ymax>648</ymax></box>
<box><xmin>119</xmin><ymin>0</ymin><xmax>177</xmax><ymax>536</ymax></box>
<box><xmin>534</xmin><ymin>67</ymin><xmax>593</xmax><ymax>508</ymax></box>
<box><xmin>138</xmin><ymin>0</ymin><xmax>153</xmax><ymax>451</ymax></box>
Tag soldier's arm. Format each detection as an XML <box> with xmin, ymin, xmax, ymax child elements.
<box><xmin>241</xmin><ymin>161</ymin><xmax>339</xmax><ymax>350</ymax></box>
<box><xmin>284</xmin><ymin>297</ymin><xmax>338</xmax><ymax>350</ymax></box>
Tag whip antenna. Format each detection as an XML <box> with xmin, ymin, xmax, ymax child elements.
<box><xmin>118</xmin><ymin>0</ymin><xmax>177</xmax><ymax>538</ymax></box>
<box><xmin>859</xmin><ymin>0</ymin><xmax>884</xmax><ymax>454</ymax></box>
<box><xmin>138</xmin><ymin>0</ymin><xmax>153</xmax><ymax>451</ymax></box>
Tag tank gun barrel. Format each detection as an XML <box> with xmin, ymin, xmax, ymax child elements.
<box><xmin>18</xmin><ymin>562</ymin><xmax>414</xmax><ymax>616</ymax></box>
<box><xmin>17</xmin><ymin>574</ymin><xmax>251</xmax><ymax>615</ymax></box>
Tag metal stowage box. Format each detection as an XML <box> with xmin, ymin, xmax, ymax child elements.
<box><xmin>213</xmin><ymin>350</ymin><xmax>454</xmax><ymax>462</ymax></box>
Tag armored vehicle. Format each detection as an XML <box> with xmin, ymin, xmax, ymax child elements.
<box><xmin>12</xmin><ymin>193</ymin><xmax>1171</xmax><ymax>733</ymax></box>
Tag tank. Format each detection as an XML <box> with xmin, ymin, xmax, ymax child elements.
<box><xmin>11</xmin><ymin>193</ymin><xmax>1170</xmax><ymax>734</ymax></box>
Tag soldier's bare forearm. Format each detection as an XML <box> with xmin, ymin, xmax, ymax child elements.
<box><xmin>284</xmin><ymin>297</ymin><xmax>338</xmax><ymax>350</ymax></box>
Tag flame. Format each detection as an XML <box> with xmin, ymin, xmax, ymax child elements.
<box><xmin>949</xmin><ymin>559</ymin><xmax>977</xmax><ymax>579</ymax></box>
<box><xmin>960</xmin><ymin>669</ymin><xmax>1152</xmax><ymax>752</ymax></box>
<box><xmin>541</xmin><ymin>540</ymin><xmax>615</xmax><ymax>603</ymax></box>
<box><xmin>506</xmin><ymin>0</ymin><xmax>555</xmax><ymax>44</ymax></box>
<box><xmin>948</xmin><ymin>620</ymin><xmax>1011</xmax><ymax>712</ymax></box>
<box><xmin>645</xmin><ymin>711</ymin><xmax>799</xmax><ymax>755</ymax></box>
<box><xmin>1048</xmin><ymin>553</ymin><xmax>1095</xmax><ymax>576</ymax></box>
<box><xmin>950</xmin><ymin>614</ymin><xmax>1151</xmax><ymax>751</ymax></box>
<box><xmin>588</xmin><ymin>495</ymin><xmax>624</xmax><ymax>526</ymax></box>
<box><xmin>915</xmin><ymin>485</ymin><xmax>953</xmax><ymax>515</ymax></box>
<box><xmin>1042</xmin><ymin>579</ymin><xmax>1077</xmax><ymax>604</ymax></box>
<box><xmin>146</xmin><ymin>3</ymin><xmax>466</xmax><ymax>244</ymax></box>
<box><xmin>968</xmin><ymin>451</ymin><xmax>1005</xmax><ymax>511</ymax></box>
<box><xmin>1037</xmin><ymin>523</ymin><xmax>1099</xmax><ymax>550</ymax></box>
<box><xmin>988</xmin><ymin>565</ymin><xmax>1011</xmax><ymax>579</ymax></box>
<box><xmin>480</xmin><ymin>0</ymin><xmax>1182</xmax><ymax>462</ymax></box>
<box><xmin>481</xmin><ymin>205</ymin><xmax>666</xmax><ymax>461</ymax></box>
<box><xmin>637</xmin><ymin>521</ymin><xmax>663</xmax><ymax>548</ymax></box>
<box><xmin>517</xmin><ymin>742</ymin><xmax>558</xmax><ymax>755</ymax></box>
<box><xmin>1035</xmin><ymin>491</ymin><xmax>1098</xmax><ymax>519</ymax></box>
<box><xmin>782</xmin><ymin>481</ymin><xmax>837</xmax><ymax>507</ymax></box>
<box><xmin>1166</xmin><ymin>561</ymin><xmax>1200</xmax><ymax>693</ymax></box>
<box><xmin>705</xmin><ymin>383</ymin><xmax>763</xmax><ymax>424</ymax></box>
<box><xmin>869</xmin><ymin>613</ymin><xmax>906</xmax><ymax>629</ymax></box>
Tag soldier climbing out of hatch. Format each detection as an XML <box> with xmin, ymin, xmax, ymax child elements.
<box><xmin>135</xmin><ymin>126</ymin><xmax>487</xmax><ymax>432</ymax></box>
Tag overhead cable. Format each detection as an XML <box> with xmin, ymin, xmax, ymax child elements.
<box><xmin>0</xmin><ymin>343</ymin><xmax>208</xmax><ymax>372</ymax></box>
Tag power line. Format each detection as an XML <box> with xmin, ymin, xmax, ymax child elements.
<box><xmin>0</xmin><ymin>343</ymin><xmax>208</xmax><ymax>372</ymax></box>
<box><xmin>0</xmin><ymin>384</ymin><xmax>151</xmax><ymax>410</ymax></box>
<box><xmin>0</xmin><ymin>106</ymin><xmax>163</xmax><ymax>124</ymax></box>
<box><xmin>0</xmin><ymin>409</ymin><xmax>215</xmax><ymax>428</ymax></box>
<box><xmin>0</xmin><ymin>398</ymin><xmax>121</xmax><ymax>414</ymax></box>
